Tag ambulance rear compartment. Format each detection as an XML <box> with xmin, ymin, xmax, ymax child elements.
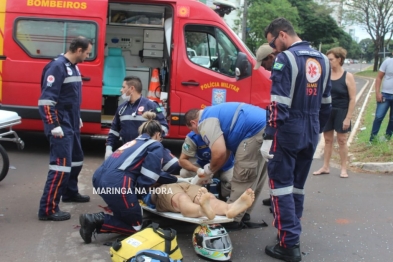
<box><xmin>101</xmin><ymin>2</ymin><xmax>173</xmax><ymax>127</ymax></box>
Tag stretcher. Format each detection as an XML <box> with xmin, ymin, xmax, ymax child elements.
<box><xmin>0</xmin><ymin>110</ymin><xmax>24</xmax><ymax>150</ymax></box>
<box><xmin>0</xmin><ymin>110</ymin><xmax>24</xmax><ymax>182</ymax></box>
<box><xmin>140</xmin><ymin>202</ymin><xmax>234</xmax><ymax>225</ymax></box>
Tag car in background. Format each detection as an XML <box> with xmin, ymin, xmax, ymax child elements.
<box><xmin>362</xmin><ymin>61</ymin><xmax>367</xmax><ymax>64</ymax></box>
<box><xmin>344</xmin><ymin>59</ymin><xmax>351</xmax><ymax>65</ymax></box>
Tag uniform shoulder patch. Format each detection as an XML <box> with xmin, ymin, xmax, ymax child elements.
<box><xmin>183</xmin><ymin>143</ymin><xmax>190</xmax><ymax>151</ymax></box>
<box><xmin>156</xmin><ymin>107</ymin><xmax>162</xmax><ymax>113</ymax></box>
<box><xmin>273</xmin><ymin>62</ymin><xmax>284</xmax><ymax>71</ymax></box>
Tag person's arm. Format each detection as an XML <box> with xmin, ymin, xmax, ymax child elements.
<box><xmin>106</xmin><ymin>107</ymin><xmax>122</xmax><ymax>148</ymax></box>
<box><xmin>179</xmin><ymin>136</ymin><xmax>199</xmax><ymax>172</ymax></box>
<box><xmin>264</xmin><ymin>53</ymin><xmax>291</xmax><ymax>138</ymax></box>
<box><xmin>209</xmin><ymin>135</ymin><xmax>229</xmax><ymax>172</ymax></box>
<box><xmin>344</xmin><ymin>72</ymin><xmax>357</xmax><ymax>130</ymax></box>
<box><xmin>38</xmin><ymin>63</ymin><xmax>64</xmax><ymax>131</ymax></box>
<box><xmin>162</xmin><ymin>148</ymin><xmax>181</xmax><ymax>175</ymax></box>
<box><xmin>375</xmin><ymin>71</ymin><xmax>385</xmax><ymax>102</ymax></box>
<box><xmin>319</xmin><ymin>56</ymin><xmax>332</xmax><ymax>133</ymax></box>
<box><xmin>198</xmin><ymin>118</ymin><xmax>226</xmax><ymax>172</ymax></box>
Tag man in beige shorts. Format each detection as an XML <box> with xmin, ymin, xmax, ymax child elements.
<box><xmin>150</xmin><ymin>183</ymin><xmax>255</xmax><ymax>220</ymax></box>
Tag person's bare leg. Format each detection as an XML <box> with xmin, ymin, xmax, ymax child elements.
<box><xmin>337</xmin><ymin>132</ymin><xmax>349</xmax><ymax>178</ymax></box>
<box><xmin>194</xmin><ymin>187</ymin><xmax>215</xmax><ymax>220</ymax></box>
<box><xmin>313</xmin><ymin>130</ymin><xmax>333</xmax><ymax>175</ymax></box>
<box><xmin>226</xmin><ymin>188</ymin><xmax>255</xmax><ymax>218</ymax></box>
<box><xmin>171</xmin><ymin>193</ymin><xmax>207</xmax><ymax>218</ymax></box>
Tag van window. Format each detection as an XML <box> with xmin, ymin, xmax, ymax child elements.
<box><xmin>185</xmin><ymin>25</ymin><xmax>238</xmax><ymax>77</ymax></box>
<box><xmin>14</xmin><ymin>18</ymin><xmax>97</xmax><ymax>59</ymax></box>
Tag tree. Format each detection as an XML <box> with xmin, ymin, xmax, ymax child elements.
<box><xmin>247</xmin><ymin>0</ymin><xmax>300</xmax><ymax>51</ymax></box>
<box><xmin>345</xmin><ymin>0</ymin><xmax>393</xmax><ymax>71</ymax></box>
<box><xmin>358</xmin><ymin>38</ymin><xmax>375</xmax><ymax>62</ymax></box>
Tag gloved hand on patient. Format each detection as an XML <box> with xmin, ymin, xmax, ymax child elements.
<box><xmin>190</xmin><ymin>165</ymin><xmax>214</xmax><ymax>185</ymax></box>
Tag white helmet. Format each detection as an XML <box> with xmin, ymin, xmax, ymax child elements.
<box><xmin>192</xmin><ymin>223</ymin><xmax>232</xmax><ymax>261</ymax></box>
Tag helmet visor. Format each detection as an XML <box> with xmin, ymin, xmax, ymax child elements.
<box><xmin>203</xmin><ymin>235</ymin><xmax>232</xmax><ymax>251</ymax></box>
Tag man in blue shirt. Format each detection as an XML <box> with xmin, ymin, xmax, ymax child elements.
<box><xmin>179</xmin><ymin>131</ymin><xmax>234</xmax><ymax>199</ymax></box>
<box><xmin>185</xmin><ymin>102</ymin><xmax>268</xmax><ymax>230</ymax></box>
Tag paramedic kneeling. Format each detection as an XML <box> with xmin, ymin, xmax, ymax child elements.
<box><xmin>179</xmin><ymin>131</ymin><xmax>234</xmax><ymax>199</ymax></box>
<box><xmin>79</xmin><ymin>112</ymin><xmax>178</xmax><ymax>244</ymax></box>
<box><xmin>184</xmin><ymin>102</ymin><xmax>268</xmax><ymax>230</ymax></box>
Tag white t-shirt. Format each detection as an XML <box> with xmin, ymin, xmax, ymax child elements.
<box><xmin>379</xmin><ymin>57</ymin><xmax>393</xmax><ymax>94</ymax></box>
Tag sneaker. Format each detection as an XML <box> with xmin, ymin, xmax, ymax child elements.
<box><xmin>265</xmin><ymin>242</ymin><xmax>302</xmax><ymax>262</ymax></box>
<box><xmin>39</xmin><ymin>210</ymin><xmax>71</xmax><ymax>221</ymax></box>
<box><xmin>63</xmin><ymin>193</ymin><xmax>90</xmax><ymax>203</ymax></box>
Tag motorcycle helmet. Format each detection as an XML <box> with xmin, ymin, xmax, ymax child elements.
<box><xmin>192</xmin><ymin>223</ymin><xmax>232</xmax><ymax>261</ymax></box>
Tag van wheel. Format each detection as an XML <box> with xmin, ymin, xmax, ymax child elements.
<box><xmin>0</xmin><ymin>144</ymin><xmax>10</xmax><ymax>182</ymax></box>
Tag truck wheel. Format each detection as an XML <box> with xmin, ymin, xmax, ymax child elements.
<box><xmin>0</xmin><ymin>144</ymin><xmax>10</xmax><ymax>182</ymax></box>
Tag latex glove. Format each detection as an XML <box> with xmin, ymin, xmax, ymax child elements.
<box><xmin>105</xmin><ymin>146</ymin><xmax>113</xmax><ymax>160</ymax></box>
<box><xmin>203</xmin><ymin>164</ymin><xmax>213</xmax><ymax>177</ymax></box>
<box><xmin>260</xmin><ymin>140</ymin><xmax>274</xmax><ymax>161</ymax></box>
<box><xmin>191</xmin><ymin>168</ymin><xmax>212</xmax><ymax>185</ymax></box>
<box><xmin>51</xmin><ymin>126</ymin><xmax>64</xmax><ymax>137</ymax></box>
<box><xmin>177</xmin><ymin>177</ymin><xmax>193</xmax><ymax>183</ymax></box>
<box><xmin>79</xmin><ymin>118</ymin><xmax>83</xmax><ymax>129</ymax></box>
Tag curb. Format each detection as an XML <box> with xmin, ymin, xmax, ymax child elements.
<box><xmin>351</xmin><ymin>162</ymin><xmax>393</xmax><ymax>173</ymax></box>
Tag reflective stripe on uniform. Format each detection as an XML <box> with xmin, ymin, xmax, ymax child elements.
<box><xmin>270</xmin><ymin>185</ymin><xmax>293</xmax><ymax>196</ymax></box>
<box><xmin>283</xmin><ymin>50</ymin><xmax>298</xmax><ymax>109</ymax></box>
<box><xmin>120</xmin><ymin>115</ymin><xmax>147</xmax><ymax>121</ymax></box>
<box><xmin>109</xmin><ymin>129</ymin><xmax>120</xmax><ymax>137</ymax></box>
<box><xmin>63</xmin><ymin>76</ymin><xmax>82</xmax><ymax>84</ymax></box>
<box><xmin>271</xmin><ymin>95</ymin><xmax>292</xmax><ymax>107</ymax></box>
<box><xmin>38</xmin><ymin>99</ymin><xmax>56</xmax><ymax>106</ymax></box>
<box><xmin>162</xmin><ymin>157</ymin><xmax>178</xmax><ymax>171</ymax></box>
<box><xmin>161</xmin><ymin>125</ymin><xmax>168</xmax><ymax>135</ymax></box>
<box><xmin>118</xmin><ymin>139</ymin><xmax>158</xmax><ymax>170</ymax></box>
<box><xmin>293</xmin><ymin>187</ymin><xmax>305</xmax><ymax>195</ymax></box>
<box><xmin>141</xmin><ymin>166</ymin><xmax>160</xmax><ymax>181</ymax></box>
<box><xmin>71</xmin><ymin>161</ymin><xmax>83</xmax><ymax>167</ymax></box>
<box><xmin>133</xmin><ymin>224</ymin><xmax>142</xmax><ymax>231</ymax></box>
<box><xmin>49</xmin><ymin>165</ymin><xmax>71</xmax><ymax>172</ymax></box>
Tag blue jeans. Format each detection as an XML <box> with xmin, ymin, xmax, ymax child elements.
<box><xmin>370</xmin><ymin>92</ymin><xmax>393</xmax><ymax>141</ymax></box>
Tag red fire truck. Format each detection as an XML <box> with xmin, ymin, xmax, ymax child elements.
<box><xmin>0</xmin><ymin>0</ymin><xmax>271</xmax><ymax>139</ymax></box>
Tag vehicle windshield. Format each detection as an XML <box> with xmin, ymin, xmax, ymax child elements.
<box><xmin>227</xmin><ymin>27</ymin><xmax>255</xmax><ymax>59</ymax></box>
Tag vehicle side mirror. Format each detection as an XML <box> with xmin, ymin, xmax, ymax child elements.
<box><xmin>235</xmin><ymin>52</ymin><xmax>251</xmax><ymax>80</ymax></box>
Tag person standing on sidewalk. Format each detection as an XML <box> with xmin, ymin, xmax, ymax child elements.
<box><xmin>38</xmin><ymin>37</ymin><xmax>92</xmax><ymax>221</ymax></box>
<box><xmin>262</xmin><ymin>18</ymin><xmax>332</xmax><ymax>261</ymax></box>
<box><xmin>369</xmin><ymin>55</ymin><xmax>393</xmax><ymax>142</ymax></box>
<box><xmin>313</xmin><ymin>47</ymin><xmax>356</xmax><ymax>178</ymax></box>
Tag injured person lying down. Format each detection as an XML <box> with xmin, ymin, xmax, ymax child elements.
<box><xmin>143</xmin><ymin>182</ymin><xmax>255</xmax><ymax>220</ymax></box>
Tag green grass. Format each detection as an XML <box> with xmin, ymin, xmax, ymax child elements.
<box><xmin>355</xmin><ymin>68</ymin><xmax>378</xmax><ymax>78</ymax></box>
<box><xmin>350</xmin><ymin>93</ymin><xmax>393</xmax><ymax>162</ymax></box>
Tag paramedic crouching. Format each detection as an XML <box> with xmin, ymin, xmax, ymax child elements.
<box><xmin>79</xmin><ymin>112</ymin><xmax>181</xmax><ymax>244</ymax></box>
<box><xmin>105</xmin><ymin>76</ymin><xmax>169</xmax><ymax>159</ymax></box>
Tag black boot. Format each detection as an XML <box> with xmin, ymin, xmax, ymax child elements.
<box><xmin>79</xmin><ymin>212</ymin><xmax>105</xmax><ymax>244</ymax></box>
<box><xmin>265</xmin><ymin>242</ymin><xmax>302</xmax><ymax>262</ymax></box>
<box><xmin>262</xmin><ymin>198</ymin><xmax>271</xmax><ymax>206</ymax></box>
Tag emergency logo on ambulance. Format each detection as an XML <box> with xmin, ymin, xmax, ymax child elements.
<box><xmin>47</xmin><ymin>75</ymin><xmax>55</xmax><ymax>87</ymax></box>
<box><xmin>306</xmin><ymin>58</ymin><xmax>321</xmax><ymax>83</ymax></box>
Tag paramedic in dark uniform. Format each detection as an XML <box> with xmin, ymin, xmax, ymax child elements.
<box><xmin>37</xmin><ymin>37</ymin><xmax>92</xmax><ymax>221</ymax></box>
<box><xmin>179</xmin><ymin>130</ymin><xmax>234</xmax><ymax>199</ymax></box>
<box><xmin>184</xmin><ymin>102</ymin><xmax>268</xmax><ymax>230</ymax></box>
<box><xmin>262</xmin><ymin>18</ymin><xmax>332</xmax><ymax>261</ymax></box>
<box><xmin>79</xmin><ymin>112</ymin><xmax>186</xmax><ymax>244</ymax></box>
<box><xmin>105</xmin><ymin>76</ymin><xmax>169</xmax><ymax>159</ymax></box>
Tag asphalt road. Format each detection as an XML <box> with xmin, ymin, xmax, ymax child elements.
<box><xmin>0</xmin><ymin>130</ymin><xmax>392</xmax><ymax>262</ymax></box>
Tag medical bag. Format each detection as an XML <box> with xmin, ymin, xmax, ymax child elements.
<box><xmin>109</xmin><ymin>222</ymin><xmax>183</xmax><ymax>262</ymax></box>
<box><xmin>129</xmin><ymin>249</ymin><xmax>181</xmax><ymax>262</ymax></box>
